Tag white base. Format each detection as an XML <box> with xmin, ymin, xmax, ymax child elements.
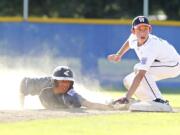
<box><xmin>129</xmin><ymin>101</ymin><xmax>173</xmax><ymax>112</ymax></box>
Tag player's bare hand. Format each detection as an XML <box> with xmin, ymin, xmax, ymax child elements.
<box><xmin>107</xmin><ymin>54</ymin><xmax>121</xmax><ymax>62</ymax></box>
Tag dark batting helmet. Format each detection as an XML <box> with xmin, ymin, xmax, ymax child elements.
<box><xmin>52</xmin><ymin>66</ymin><xmax>74</xmax><ymax>82</ymax></box>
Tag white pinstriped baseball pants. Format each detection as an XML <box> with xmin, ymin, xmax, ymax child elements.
<box><xmin>123</xmin><ymin>61</ymin><xmax>180</xmax><ymax>101</ymax></box>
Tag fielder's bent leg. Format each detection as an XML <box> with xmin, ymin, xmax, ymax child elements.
<box><xmin>123</xmin><ymin>72</ymin><xmax>164</xmax><ymax>101</ymax></box>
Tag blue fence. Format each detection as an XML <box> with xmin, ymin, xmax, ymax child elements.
<box><xmin>0</xmin><ymin>21</ymin><xmax>179</xmax><ymax>88</ymax></box>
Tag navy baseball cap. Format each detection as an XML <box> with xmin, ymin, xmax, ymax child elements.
<box><xmin>132</xmin><ymin>16</ymin><xmax>150</xmax><ymax>28</ymax></box>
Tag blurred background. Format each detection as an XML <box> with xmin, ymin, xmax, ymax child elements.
<box><xmin>0</xmin><ymin>0</ymin><xmax>179</xmax><ymax>90</ymax></box>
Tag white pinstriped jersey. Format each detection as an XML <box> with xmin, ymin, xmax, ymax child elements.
<box><xmin>128</xmin><ymin>34</ymin><xmax>180</xmax><ymax>71</ymax></box>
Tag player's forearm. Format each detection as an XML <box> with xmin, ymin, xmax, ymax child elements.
<box><xmin>116</xmin><ymin>41</ymin><xmax>130</xmax><ymax>57</ymax></box>
<box><xmin>82</xmin><ymin>101</ymin><xmax>112</xmax><ymax>110</ymax></box>
<box><xmin>90</xmin><ymin>103</ymin><xmax>112</xmax><ymax>110</ymax></box>
<box><xmin>126</xmin><ymin>71</ymin><xmax>146</xmax><ymax>99</ymax></box>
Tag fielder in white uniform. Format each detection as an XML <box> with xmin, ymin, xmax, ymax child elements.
<box><xmin>108</xmin><ymin>16</ymin><xmax>180</xmax><ymax>111</ymax></box>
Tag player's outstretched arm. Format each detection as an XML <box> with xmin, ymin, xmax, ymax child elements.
<box><xmin>81</xmin><ymin>100</ymin><xmax>113</xmax><ymax>110</ymax></box>
<box><xmin>107</xmin><ymin>40</ymin><xmax>130</xmax><ymax>62</ymax></box>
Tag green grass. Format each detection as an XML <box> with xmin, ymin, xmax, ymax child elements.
<box><xmin>0</xmin><ymin>113</ymin><xmax>180</xmax><ymax>135</ymax></box>
<box><xmin>0</xmin><ymin>91</ymin><xmax>180</xmax><ymax>135</ymax></box>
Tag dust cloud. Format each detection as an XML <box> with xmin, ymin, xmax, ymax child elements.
<box><xmin>0</xmin><ymin>55</ymin><xmax>112</xmax><ymax>110</ymax></box>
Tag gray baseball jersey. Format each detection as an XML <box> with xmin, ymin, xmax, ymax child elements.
<box><xmin>20</xmin><ymin>77</ymin><xmax>86</xmax><ymax>109</ymax></box>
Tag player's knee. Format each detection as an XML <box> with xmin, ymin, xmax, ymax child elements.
<box><xmin>123</xmin><ymin>73</ymin><xmax>135</xmax><ymax>89</ymax></box>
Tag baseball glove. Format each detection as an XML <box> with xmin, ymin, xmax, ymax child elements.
<box><xmin>112</xmin><ymin>97</ymin><xmax>129</xmax><ymax>104</ymax></box>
